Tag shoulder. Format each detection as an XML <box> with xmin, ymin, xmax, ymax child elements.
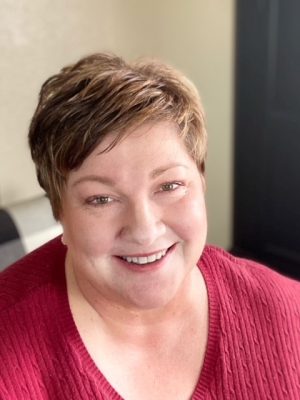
<box><xmin>0</xmin><ymin>236</ymin><xmax>66</xmax><ymax>312</ymax></box>
<box><xmin>200</xmin><ymin>245</ymin><xmax>300</xmax><ymax>311</ymax></box>
<box><xmin>201</xmin><ymin>244</ymin><xmax>300</xmax><ymax>288</ymax></box>
<box><xmin>0</xmin><ymin>237</ymin><xmax>68</xmax><ymax>392</ymax></box>
<box><xmin>200</xmin><ymin>249</ymin><xmax>300</xmax><ymax>396</ymax></box>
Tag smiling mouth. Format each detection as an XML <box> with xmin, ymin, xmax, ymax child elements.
<box><xmin>118</xmin><ymin>245</ymin><xmax>174</xmax><ymax>266</ymax></box>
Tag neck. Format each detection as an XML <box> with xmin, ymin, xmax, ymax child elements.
<box><xmin>65</xmin><ymin>256</ymin><xmax>207</xmax><ymax>345</ymax></box>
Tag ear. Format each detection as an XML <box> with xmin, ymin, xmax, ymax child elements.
<box><xmin>59</xmin><ymin>216</ymin><xmax>69</xmax><ymax>246</ymax></box>
<box><xmin>200</xmin><ymin>173</ymin><xmax>206</xmax><ymax>192</ymax></box>
<box><xmin>61</xmin><ymin>234</ymin><xmax>67</xmax><ymax>246</ymax></box>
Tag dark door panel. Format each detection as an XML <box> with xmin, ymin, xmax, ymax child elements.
<box><xmin>233</xmin><ymin>0</ymin><xmax>300</xmax><ymax>279</ymax></box>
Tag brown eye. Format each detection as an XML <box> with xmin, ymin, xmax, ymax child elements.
<box><xmin>161</xmin><ymin>182</ymin><xmax>180</xmax><ymax>191</ymax></box>
<box><xmin>96</xmin><ymin>196</ymin><xmax>110</xmax><ymax>204</ymax></box>
<box><xmin>87</xmin><ymin>196</ymin><xmax>113</xmax><ymax>206</ymax></box>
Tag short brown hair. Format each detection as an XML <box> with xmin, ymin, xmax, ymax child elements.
<box><xmin>28</xmin><ymin>53</ymin><xmax>207</xmax><ymax>219</ymax></box>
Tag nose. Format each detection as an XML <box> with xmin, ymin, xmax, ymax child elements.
<box><xmin>120</xmin><ymin>199</ymin><xmax>166</xmax><ymax>246</ymax></box>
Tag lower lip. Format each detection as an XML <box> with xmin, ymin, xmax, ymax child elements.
<box><xmin>115</xmin><ymin>244</ymin><xmax>177</xmax><ymax>273</ymax></box>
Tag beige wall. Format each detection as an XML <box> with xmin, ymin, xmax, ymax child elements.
<box><xmin>0</xmin><ymin>1</ymin><xmax>234</xmax><ymax>249</ymax></box>
<box><xmin>112</xmin><ymin>1</ymin><xmax>235</xmax><ymax>248</ymax></box>
<box><xmin>0</xmin><ymin>0</ymin><xmax>116</xmax><ymax>205</ymax></box>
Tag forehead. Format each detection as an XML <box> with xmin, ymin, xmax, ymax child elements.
<box><xmin>68</xmin><ymin>122</ymin><xmax>197</xmax><ymax>186</ymax></box>
<box><xmin>99</xmin><ymin>120</ymin><xmax>183</xmax><ymax>151</ymax></box>
<box><xmin>74</xmin><ymin>121</ymin><xmax>194</xmax><ymax>176</ymax></box>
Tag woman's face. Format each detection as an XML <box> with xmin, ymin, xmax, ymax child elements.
<box><xmin>61</xmin><ymin>121</ymin><xmax>207</xmax><ymax>310</ymax></box>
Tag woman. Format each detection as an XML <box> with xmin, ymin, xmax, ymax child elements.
<box><xmin>0</xmin><ymin>53</ymin><xmax>299</xmax><ymax>400</ymax></box>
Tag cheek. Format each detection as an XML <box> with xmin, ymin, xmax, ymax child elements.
<box><xmin>167</xmin><ymin>191</ymin><xmax>207</xmax><ymax>241</ymax></box>
<box><xmin>63</xmin><ymin>211</ymin><xmax>116</xmax><ymax>257</ymax></box>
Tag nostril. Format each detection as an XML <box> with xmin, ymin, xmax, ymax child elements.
<box><xmin>119</xmin><ymin>220</ymin><xmax>166</xmax><ymax>245</ymax></box>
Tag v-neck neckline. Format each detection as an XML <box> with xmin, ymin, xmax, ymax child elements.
<box><xmin>58</xmin><ymin>245</ymin><xmax>220</xmax><ymax>399</ymax></box>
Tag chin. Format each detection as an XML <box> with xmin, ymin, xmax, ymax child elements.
<box><xmin>122</xmin><ymin>275</ymin><xmax>185</xmax><ymax>311</ymax></box>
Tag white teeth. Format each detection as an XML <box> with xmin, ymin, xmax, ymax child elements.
<box><xmin>121</xmin><ymin>249</ymin><xmax>168</xmax><ymax>265</ymax></box>
<box><xmin>147</xmin><ymin>254</ymin><xmax>157</xmax><ymax>263</ymax></box>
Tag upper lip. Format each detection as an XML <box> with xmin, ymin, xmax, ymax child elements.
<box><xmin>116</xmin><ymin>244</ymin><xmax>174</xmax><ymax>258</ymax></box>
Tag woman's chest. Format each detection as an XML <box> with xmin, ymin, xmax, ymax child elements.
<box><xmin>90</xmin><ymin>332</ymin><xmax>206</xmax><ymax>400</ymax></box>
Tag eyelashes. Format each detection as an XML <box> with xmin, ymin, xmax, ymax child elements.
<box><xmin>85</xmin><ymin>181</ymin><xmax>186</xmax><ymax>208</ymax></box>
<box><xmin>160</xmin><ymin>182</ymin><xmax>183</xmax><ymax>192</ymax></box>
<box><xmin>86</xmin><ymin>195</ymin><xmax>115</xmax><ymax>206</ymax></box>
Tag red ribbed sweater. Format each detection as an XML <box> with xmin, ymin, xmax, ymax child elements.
<box><xmin>0</xmin><ymin>237</ymin><xmax>299</xmax><ymax>399</ymax></box>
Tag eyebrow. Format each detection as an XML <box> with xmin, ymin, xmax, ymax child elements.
<box><xmin>150</xmin><ymin>163</ymin><xmax>188</xmax><ymax>178</ymax></box>
<box><xmin>71</xmin><ymin>175</ymin><xmax>117</xmax><ymax>188</ymax></box>
<box><xmin>71</xmin><ymin>163</ymin><xmax>188</xmax><ymax>188</ymax></box>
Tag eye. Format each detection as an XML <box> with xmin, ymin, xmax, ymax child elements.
<box><xmin>86</xmin><ymin>195</ymin><xmax>114</xmax><ymax>206</ymax></box>
<box><xmin>160</xmin><ymin>182</ymin><xmax>182</xmax><ymax>192</ymax></box>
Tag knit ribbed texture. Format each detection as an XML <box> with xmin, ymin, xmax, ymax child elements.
<box><xmin>0</xmin><ymin>237</ymin><xmax>299</xmax><ymax>399</ymax></box>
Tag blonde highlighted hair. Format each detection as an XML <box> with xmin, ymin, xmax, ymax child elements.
<box><xmin>29</xmin><ymin>53</ymin><xmax>207</xmax><ymax>219</ymax></box>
